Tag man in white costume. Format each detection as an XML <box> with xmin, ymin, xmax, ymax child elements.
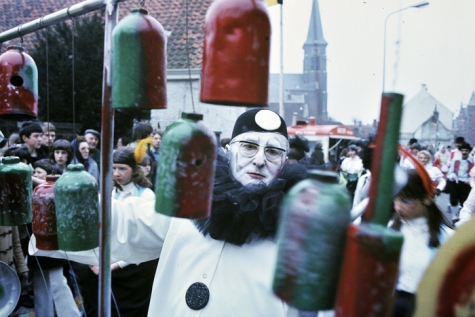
<box><xmin>32</xmin><ymin>109</ymin><xmax>307</xmax><ymax>316</ymax></box>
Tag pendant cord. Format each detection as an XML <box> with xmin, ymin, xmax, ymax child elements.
<box><xmin>45</xmin><ymin>28</ymin><xmax>51</xmax><ymax>158</ymax></box>
<box><xmin>17</xmin><ymin>25</ymin><xmax>24</xmax><ymax>44</ymax></box>
<box><xmin>69</xmin><ymin>14</ymin><xmax>76</xmax><ymax>138</ymax></box>
<box><xmin>25</xmin><ymin>225</ymin><xmax>53</xmax><ymax>307</ymax></box>
<box><xmin>184</xmin><ymin>0</ymin><xmax>195</xmax><ymax>113</ymax></box>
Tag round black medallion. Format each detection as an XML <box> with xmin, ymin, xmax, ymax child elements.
<box><xmin>185</xmin><ymin>282</ymin><xmax>210</xmax><ymax>310</ymax></box>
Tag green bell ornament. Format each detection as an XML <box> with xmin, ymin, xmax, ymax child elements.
<box><xmin>55</xmin><ymin>164</ymin><xmax>99</xmax><ymax>251</ymax></box>
<box><xmin>155</xmin><ymin>113</ymin><xmax>217</xmax><ymax>219</ymax></box>
<box><xmin>273</xmin><ymin>170</ymin><xmax>351</xmax><ymax>311</ymax></box>
<box><xmin>112</xmin><ymin>8</ymin><xmax>167</xmax><ymax>109</ymax></box>
<box><xmin>0</xmin><ymin>156</ymin><xmax>32</xmax><ymax>226</ymax></box>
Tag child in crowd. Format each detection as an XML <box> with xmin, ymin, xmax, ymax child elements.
<box><xmin>50</xmin><ymin>139</ymin><xmax>74</xmax><ymax>174</ymax></box>
<box><xmin>390</xmin><ymin>168</ymin><xmax>454</xmax><ymax>317</ymax></box>
<box><xmin>29</xmin><ymin>159</ymin><xmax>80</xmax><ymax>317</ymax></box>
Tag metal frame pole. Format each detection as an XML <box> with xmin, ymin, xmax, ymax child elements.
<box><xmin>0</xmin><ymin>0</ymin><xmax>126</xmax><ymax>43</ymax></box>
<box><xmin>99</xmin><ymin>1</ymin><xmax>118</xmax><ymax>316</ymax></box>
<box><xmin>0</xmin><ymin>1</ymin><xmax>125</xmax><ymax>316</ymax></box>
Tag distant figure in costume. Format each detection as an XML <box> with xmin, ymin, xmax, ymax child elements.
<box><xmin>81</xmin><ymin>147</ymin><xmax>158</xmax><ymax>317</ymax></box>
<box><xmin>391</xmin><ymin>168</ymin><xmax>454</xmax><ymax>317</ymax></box>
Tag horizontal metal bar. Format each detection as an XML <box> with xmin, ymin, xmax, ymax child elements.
<box><xmin>0</xmin><ymin>0</ymin><xmax>126</xmax><ymax>43</ymax></box>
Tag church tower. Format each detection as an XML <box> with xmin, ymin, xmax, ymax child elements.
<box><xmin>302</xmin><ymin>0</ymin><xmax>328</xmax><ymax>122</ymax></box>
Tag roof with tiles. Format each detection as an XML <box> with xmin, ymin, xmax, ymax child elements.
<box><xmin>0</xmin><ymin>0</ymin><xmax>212</xmax><ymax>69</ymax></box>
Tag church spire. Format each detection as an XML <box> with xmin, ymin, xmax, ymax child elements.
<box><xmin>468</xmin><ymin>91</ymin><xmax>475</xmax><ymax>106</ymax></box>
<box><xmin>304</xmin><ymin>0</ymin><xmax>327</xmax><ymax>47</ymax></box>
<box><xmin>302</xmin><ymin>0</ymin><xmax>328</xmax><ymax>122</ymax></box>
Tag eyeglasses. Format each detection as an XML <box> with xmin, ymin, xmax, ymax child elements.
<box><xmin>230</xmin><ymin>140</ymin><xmax>286</xmax><ymax>162</ymax></box>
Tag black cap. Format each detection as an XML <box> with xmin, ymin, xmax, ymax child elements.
<box><xmin>411</xmin><ymin>142</ymin><xmax>422</xmax><ymax>150</ymax></box>
<box><xmin>231</xmin><ymin>109</ymin><xmax>288</xmax><ymax>139</ymax></box>
<box><xmin>455</xmin><ymin>136</ymin><xmax>465</xmax><ymax>144</ymax></box>
<box><xmin>460</xmin><ymin>142</ymin><xmax>471</xmax><ymax>151</ymax></box>
<box><xmin>289</xmin><ymin>136</ymin><xmax>309</xmax><ymax>152</ymax></box>
<box><xmin>85</xmin><ymin>129</ymin><xmax>101</xmax><ymax>138</ymax></box>
<box><xmin>348</xmin><ymin>144</ymin><xmax>359</xmax><ymax>151</ymax></box>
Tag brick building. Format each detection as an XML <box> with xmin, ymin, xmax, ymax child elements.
<box><xmin>453</xmin><ymin>92</ymin><xmax>475</xmax><ymax>146</ymax></box>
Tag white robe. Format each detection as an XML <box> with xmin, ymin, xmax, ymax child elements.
<box><xmin>31</xmin><ymin>197</ymin><xmax>291</xmax><ymax>316</ymax></box>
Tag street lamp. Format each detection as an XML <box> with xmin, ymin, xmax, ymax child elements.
<box><xmin>382</xmin><ymin>2</ymin><xmax>429</xmax><ymax>92</ymax></box>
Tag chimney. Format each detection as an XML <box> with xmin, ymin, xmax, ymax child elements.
<box><xmin>292</xmin><ymin>112</ymin><xmax>298</xmax><ymax>126</ymax></box>
<box><xmin>421</xmin><ymin>84</ymin><xmax>427</xmax><ymax>91</ymax></box>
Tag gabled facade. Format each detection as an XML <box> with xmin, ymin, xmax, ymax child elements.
<box><xmin>413</xmin><ymin>107</ymin><xmax>453</xmax><ymax>147</ymax></box>
<box><xmin>399</xmin><ymin>84</ymin><xmax>453</xmax><ymax>145</ymax></box>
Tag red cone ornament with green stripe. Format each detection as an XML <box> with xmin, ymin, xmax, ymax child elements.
<box><xmin>55</xmin><ymin>164</ymin><xmax>99</xmax><ymax>251</ymax></box>
<box><xmin>112</xmin><ymin>8</ymin><xmax>167</xmax><ymax>109</ymax></box>
<box><xmin>0</xmin><ymin>46</ymin><xmax>38</xmax><ymax>120</ymax></box>
<box><xmin>0</xmin><ymin>157</ymin><xmax>32</xmax><ymax>225</ymax></box>
<box><xmin>155</xmin><ymin>113</ymin><xmax>216</xmax><ymax>219</ymax></box>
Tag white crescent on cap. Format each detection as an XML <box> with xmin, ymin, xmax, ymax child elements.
<box><xmin>254</xmin><ymin>110</ymin><xmax>281</xmax><ymax>131</ymax></box>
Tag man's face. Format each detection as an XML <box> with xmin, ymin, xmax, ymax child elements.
<box><xmin>42</xmin><ymin>131</ymin><xmax>56</xmax><ymax>146</ymax></box>
<box><xmin>85</xmin><ymin>133</ymin><xmax>99</xmax><ymax>150</ymax></box>
<box><xmin>461</xmin><ymin>148</ymin><xmax>470</xmax><ymax>159</ymax></box>
<box><xmin>229</xmin><ymin>132</ymin><xmax>288</xmax><ymax>186</ymax></box>
<box><xmin>411</xmin><ymin>148</ymin><xmax>420</xmax><ymax>156</ymax></box>
<box><xmin>23</xmin><ymin>132</ymin><xmax>42</xmax><ymax>149</ymax></box>
<box><xmin>152</xmin><ymin>134</ymin><xmax>161</xmax><ymax>150</ymax></box>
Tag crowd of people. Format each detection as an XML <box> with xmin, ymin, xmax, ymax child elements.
<box><xmin>2</xmin><ymin>111</ymin><xmax>474</xmax><ymax>316</ymax></box>
<box><xmin>277</xmin><ymin>132</ymin><xmax>473</xmax><ymax>316</ymax></box>
<box><xmin>0</xmin><ymin>120</ymin><xmax>162</xmax><ymax>317</ymax></box>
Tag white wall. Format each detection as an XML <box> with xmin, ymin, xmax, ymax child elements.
<box><xmin>151</xmin><ymin>69</ymin><xmax>246</xmax><ymax>141</ymax></box>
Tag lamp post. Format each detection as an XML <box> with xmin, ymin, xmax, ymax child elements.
<box><xmin>382</xmin><ymin>2</ymin><xmax>429</xmax><ymax>92</ymax></box>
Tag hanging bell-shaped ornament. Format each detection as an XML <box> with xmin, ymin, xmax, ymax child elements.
<box><xmin>0</xmin><ymin>157</ymin><xmax>32</xmax><ymax>226</ymax></box>
<box><xmin>55</xmin><ymin>164</ymin><xmax>99</xmax><ymax>251</ymax></box>
<box><xmin>155</xmin><ymin>113</ymin><xmax>216</xmax><ymax>219</ymax></box>
<box><xmin>112</xmin><ymin>8</ymin><xmax>167</xmax><ymax>109</ymax></box>
<box><xmin>0</xmin><ymin>156</ymin><xmax>32</xmax><ymax>226</ymax></box>
<box><xmin>273</xmin><ymin>170</ymin><xmax>351</xmax><ymax>311</ymax></box>
<box><xmin>32</xmin><ymin>175</ymin><xmax>60</xmax><ymax>251</ymax></box>
<box><xmin>200</xmin><ymin>0</ymin><xmax>271</xmax><ymax>107</ymax></box>
<box><xmin>0</xmin><ymin>46</ymin><xmax>38</xmax><ymax>120</ymax></box>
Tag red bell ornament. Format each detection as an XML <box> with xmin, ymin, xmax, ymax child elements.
<box><xmin>200</xmin><ymin>0</ymin><xmax>271</xmax><ymax>106</ymax></box>
<box><xmin>32</xmin><ymin>175</ymin><xmax>60</xmax><ymax>251</ymax></box>
<box><xmin>0</xmin><ymin>46</ymin><xmax>38</xmax><ymax>120</ymax></box>
<box><xmin>112</xmin><ymin>8</ymin><xmax>167</xmax><ymax>109</ymax></box>
<box><xmin>55</xmin><ymin>164</ymin><xmax>99</xmax><ymax>251</ymax></box>
<box><xmin>155</xmin><ymin>113</ymin><xmax>217</xmax><ymax>219</ymax></box>
<box><xmin>0</xmin><ymin>157</ymin><xmax>32</xmax><ymax>226</ymax></box>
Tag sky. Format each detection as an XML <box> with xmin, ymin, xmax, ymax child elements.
<box><xmin>267</xmin><ymin>0</ymin><xmax>475</xmax><ymax>125</ymax></box>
